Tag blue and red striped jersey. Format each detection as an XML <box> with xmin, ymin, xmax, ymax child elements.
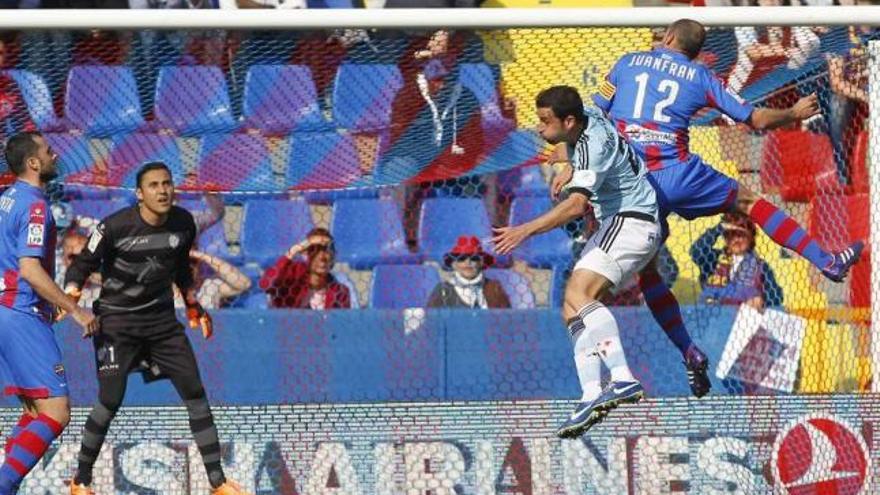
<box><xmin>593</xmin><ymin>47</ymin><xmax>754</xmax><ymax>171</ymax></box>
<box><xmin>0</xmin><ymin>180</ymin><xmax>56</xmax><ymax>320</ymax></box>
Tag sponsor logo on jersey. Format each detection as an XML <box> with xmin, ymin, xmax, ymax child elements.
<box><xmin>27</xmin><ymin>202</ymin><xmax>46</xmax><ymax>247</ymax></box>
<box><xmin>623</xmin><ymin>124</ymin><xmax>676</xmax><ymax>145</ymax></box>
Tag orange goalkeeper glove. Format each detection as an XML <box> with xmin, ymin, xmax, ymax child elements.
<box><xmin>185</xmin><ymin>300</ymin><xmax>213</xmax><ymax>339</ymax></box>
<box><xmin>55</xmin><ymin>286</ymin><xmax>82</xmax><ymax>322</ymax></box>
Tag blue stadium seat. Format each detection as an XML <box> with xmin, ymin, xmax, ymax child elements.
<box><xmin>370</xmin><ymin>264</ymin><xmax>439</xmax><ymax>309</ymax></box>
<box><xmin>512</xmin><ymin>166</ymin><xmax>550</xmax><ymax>197</ymax></box>
<box><xmin>332</xmin><ymin>270</ymin><xmax>360</xmax><ymax>309</ymax></box>
<box><xmin>332</xmin><ymin>64</ymin><xmax>403</xmax><ymax>132</ymax></box>
<box><xmin>44</xmin><ymin>133</ymin><xmax>93</xmax><ymax>177</ymax></box>
<box><xmin>286</xmin><ymin>132</ymin><xmax>361</xmax><ymax>190</ymax></box>
<box><xmin>153</xmin><ymin>66</ymin><xmax>237</xmax><ymax>136</ymax></box>
<box><xmin>197</xmin><ymin>134</ymin><xmax>275</xmax><ymax>192</ymax></box>
<box><xmin>242</xmin><ymin>65</ymin><xmax>332</xmax><ymax>135</ymax></box>
<box><xmin>106</xmin><ymin>134</ymin><xmax>185</xmax><ymax>188</ymax></box>
<box><xmin>484</xmin><ymin>268</ymin><xmax>536</xmax><ymax>309</ymax></box>
<box><xmin>64</xmin><ymin>66</ymin><xmax>144</xmax><ymax>137</ymax></box>
<box><xmin>175</xmin><ymin>196</ymin><xmax>238</xmax><ymax>263</ymax></box>
<box><xmin>331</xmin><ymin>198</ymin><xmax>420</xmax><ymax>269</ymax></box>
<box><xmin>509</xmin><ymin>197</ymin><xmax>571</xmax><ymax>268</ymax></box>
<box><xmin>240</xmin><ymin>198</ymin><xmax>314</xmax><ymax>268</ymax></box>
<box><xmin>4</xmin><ymin>69</ymin><xmax>61</xmax><ymax>132</ymax></box>
<box><xmin>418</xmin><ymin>198</ymin><xmax>495</xmax><ymax>264</ymax></box>
<box><xmin>458</xmin><ymin>63</ymin><xmax>514</xmax><ymax>131</ymax></box>
<box><xmin>550</xmin><ymin>264</ymin><xmax>568</xmax><ymax>308</ymax></box>
<box><xmin>69</xmin><ymin>198</ymin><xmax>131</xmax><ymax>221</ymax></box>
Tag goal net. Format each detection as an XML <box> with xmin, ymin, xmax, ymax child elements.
<box><xmin>0</xmin><ymin>8</ymin><xmax>875</xmax><ymax>494</ymax></box>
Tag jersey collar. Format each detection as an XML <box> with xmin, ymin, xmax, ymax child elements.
<box><xmin>14</xmin><ymin>179</ymin><xmax>44</xmax><ymax>195</ymax></box>
<box><xmin>653</xmin><ymin>46</ymin><xmax>690</xmax><ymax>61</ymax></box>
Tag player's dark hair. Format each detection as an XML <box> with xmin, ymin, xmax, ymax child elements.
<box><xmin>535</xmin><ymin>86</ymin><xmax>585</xmax><ymax>123</ymax></box>
<box><xmin>135</xmin><ymin>161</ymin><xmax>172</xmax><ymax>189</ymax></box>
<box><xmin>668</xmin><ymin>19</ymin><xmax>706</xmax><ymax>59</ymax></box>
<box><xmin>4</xmin><ymin>131</ymin><xmax>42</xmax><ymax>176</ymax></box>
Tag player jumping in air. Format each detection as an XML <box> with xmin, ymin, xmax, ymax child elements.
<box><xmin>64</xmin><ymin>162</ymin><xmax>250</xmax><ymax>495</ymax></box>
<box><xmin>0</xmin><ymin>132</ymin><xmax>98</xmax><ymax>494</ymax></box>
<box><xmin>495</xmin><ymin>86</ymin><xmax>661</xmax><ymax>439</ymax></box>
<box><xmin>552</xmin><ymin>19</ymin><xmax>864</xmax><ymax>398</ymax></box>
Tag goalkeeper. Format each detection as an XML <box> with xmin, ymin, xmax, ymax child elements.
<box><xmin>62</xmin><ymin>162</ymin><xmax>249</xmax><ymax>495</ymax></box>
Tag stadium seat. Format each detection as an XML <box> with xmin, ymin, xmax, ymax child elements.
<box><xmin>332</xmin><ymin>64</ymin><xmax>403</xmax><ymax>132</ymax></box>
<box><xmin>240</xmin><ymin>198</ymin><xmax>314</xmax><ymax>268</ymax></box>
<box><xmin>331</xmin><ymin>198</ymin><xmax>420</xmax><ymax>269</ymax></box>
<box><xmin>508</xmin><ymin>197</ymin><xmax>571</xmax><ymax>268</ymax></box>
<box><xmin>498</xmin><ymin>165</ymin><xmax>549</xmax><ymax>199</ymax></box>
<box><xmin>44</xmin><ymin>133</ymin><xmax>93</xmax><ymax>177</ymax></box>
<box><xmin>458</xmin><ymin>63</ymin><xmax>514</xmax><ymax>132</ymax></box>
<box><xmin>153</xmin><ymin>66</ymin><xmax>237</xmax><ymax>136</ymax></box>
<box><xmin>851</xmin><ymin>252</ymin><xmax>870</xmax><ymax>308</ymax></box>
<box><xmin>286</xmin><ymin>132</ymin><xmax>363</xmax><ymax>190</ymax></box>
<box><xmin>369</xmin><ymin>264</ymin><xmax>440</xmax><ymax>309</ymax></box>
<box><xmin>64</xmin><ymin>66</ymin><xmax>144</xmax><ymax>137</ymax></box>
<box><xmin>4</xmin><ymin>69</ymin><xmax>62</xmax><ymax>132</ymax></box>
<box><xmin>761</xmin><ymin>130</ymin><xmax>839</xmax><ymax>202</ymax></box>
<box><xmin>418</xmin><ymin>197</ymin><xmax>495</xmax><ymax>264</ymax></box>
<box><xmin>809</xmin><ymin>192</ymin><xmax>869</xmax><ymax>256</ymax></box>
<box><xmin>106</xmin><ymin>133</ymin><xmax>185</xmax><ymax>187</ymax></box>
<box><xmin>242</xmin><ymin>65</ymin><xmax>332</xmax><ymax>135</ymax></box>
<box><xmin>849</xmin><ymin>130</ymin><xmax>869</xmax><ymax>195</ymax></box>
<box><xmin>332</xmin><ymin>270</ymin><xmax>360</xmax><ymax>309</ymax></box>
<box><xmin>175</xmin><ymin>196</ymin><xmax>238</xmax><ymax>263</ymax></box>
<box><xmin>69</xmin><ymin>198</ymin><xmax>131</xmax><ymax>221</ymax></box>
<box><xmin>197</xmin><ymin>134</ymin><xmax>276</xmax><ymax>192</ymax></box>
<box><xmin>484</xmin><ymin>268</ymin><xmax>535</xmax><ymax>309</ymax></box>
<box><xmin>548</xmin><ymin>265</ymin><xmax>569</xmax><ymax>308</ymax></box>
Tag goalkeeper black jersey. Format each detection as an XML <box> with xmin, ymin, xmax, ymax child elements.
<box><xmin>65</xmin><ymin>205</ymin><xmax>196</xmax><ymax>324</ymax></box>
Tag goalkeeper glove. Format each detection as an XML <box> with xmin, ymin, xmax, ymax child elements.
<box><xmin>185</xmin><ymin>300</ymin><xmax>213</xmax><ymax>339</ymax></box>
<box><xmin>55</xmin><ymin>286</ymin><xmax>82</xmax><ymax>322</ymax></box>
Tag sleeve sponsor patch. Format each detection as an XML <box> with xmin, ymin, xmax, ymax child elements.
<box><xmin>598</xmin><ymin>80</ymin><xmax>616</xmax><ymax>100</ymax></box>
<box><xmin>27</xmin><ymin>222</ymin><xmax>44</xmax><ymax>246</ymax></box>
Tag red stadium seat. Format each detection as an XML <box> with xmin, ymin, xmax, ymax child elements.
<box><xmin>850</xmin><ymin>252</ymin><xmax>870</xmax><ymax>308</ymax></box>
<box><xmin>809</xmin><ymin>193</ymin><xmax>869</xmax><ymax>255</ymax></box>
<box><xmin>761</xmin><ymin>130</ymin><xmax>839</xmax><ymax>202</ymax></box>
<box><xmin>849</xmin><ymin>130</ymin><xmax>869</xmax><ymax>195</ymax></box>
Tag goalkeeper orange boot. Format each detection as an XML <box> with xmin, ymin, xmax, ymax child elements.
<box><xmin>69</xmin><ymin>481</ymin><xmax>95</xmax><ymax>495</ymax></box>
<box><xmin>211</xmin><ymin>481</ymin><xmax>252</xmax><ymax>495</ymax></box>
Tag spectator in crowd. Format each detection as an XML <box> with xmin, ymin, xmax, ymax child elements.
<box><xmin>57</xmin><ymin>228</ymin><xmax>101</xmax><ymax>310</ymax></box>
<box><xmin>825</xmin><ymin>21</ymin><xmax>876</xmax><ymax>183</ymax></box>
<box><xmin>427</xmin><ymin>235</ymin><xmax>510</xmax><ymax>309</ymax></box>
<box><xmin>175</xmin><ymin>250</ymin><xmax>252</xmax><ymax>309</ymax></box>
<box><xmin>0</xmin><ymin>35</ymin><xmax>35</xmax><ymax>147</ymax></box>
<box><xmin>690</xmin><ymin>212</ymin><xmax>783</xmax><ymax>310</ymax></box>
<box><xmin>259</xmin><ymin>228</ymin><xmax>351</xmax><ymax>309</ymax></box>
<box><xmin>727</xmin><ymin>2</ymin><xmax>821</xmax><ymax>96</ymax></box>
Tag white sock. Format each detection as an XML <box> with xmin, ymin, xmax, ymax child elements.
<box><xmin>577</xmin><ymin>302</ymin><xmax>636</xmax><ymax>384</ymax></box>
<box><xmin>567</xmin><ymin>316</ymin><xmax>602</xmax><ymax>402</ymax></box>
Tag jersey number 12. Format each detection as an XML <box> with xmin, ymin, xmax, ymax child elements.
<box><xmin>632</xmin><ymin>72</ymin><xmax>679</xmax><ymax>123</ymax></box>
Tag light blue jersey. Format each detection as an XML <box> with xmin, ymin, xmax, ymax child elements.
<box><xmin>564</xmin><ymin>107</ymin><xmax>658</xmax><ymax>221</ymax></box>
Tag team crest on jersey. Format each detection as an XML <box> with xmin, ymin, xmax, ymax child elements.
<box><xmin>54</xmin><ymin>363</ymin><xmax>65</xmax><ymax>377</ymax></box>
<box><xmin>169</xmin><ymin>234</ymin><xmax>180</xmax><ymax>248</ymax></box>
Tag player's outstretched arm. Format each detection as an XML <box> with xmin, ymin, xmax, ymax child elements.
<box><xmin>20</xmin><ymin>257</ymin><xmax>98</xmax><ymax>337</ymax></box>
<box><xmin>492</xmin><ymin>193</ymin><xmax>588</xmax><ymax>254</ymax></box>
<box><xmin>748</xmin><ymin>93</ymin><xmax>819</xmax><ymax>130</ymax></box>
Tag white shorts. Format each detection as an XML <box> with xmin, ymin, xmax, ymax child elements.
<box><xmin>572</xmin><ymin>212</ymin><xmax>661</xmax><ymax>287</ymax></box>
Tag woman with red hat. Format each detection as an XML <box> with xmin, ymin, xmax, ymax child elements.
<box><xmin>427</xmin><ymin>235</ymin><xmax>510</xmax><ymax>309</ymax></box>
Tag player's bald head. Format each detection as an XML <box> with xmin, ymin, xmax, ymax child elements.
<box><xmin>665</xmin><ymin>19</ymin><xmax>706</xmax><ymax>60</ymax></box>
